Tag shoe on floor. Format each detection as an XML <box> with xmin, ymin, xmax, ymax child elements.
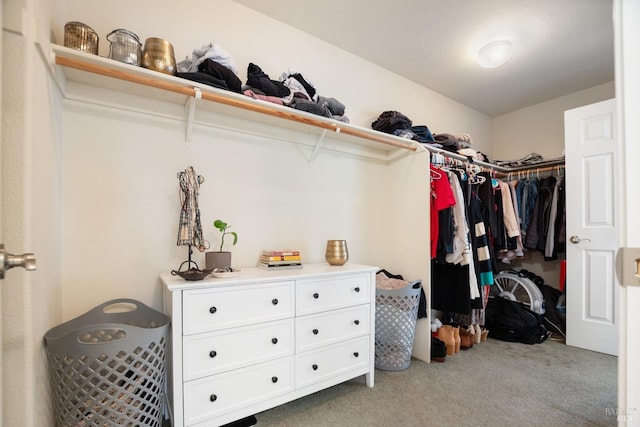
<box><xmin>431</xmin><ymin>337</ymin><xmax>447</xmax><ymax>362</ymax></box>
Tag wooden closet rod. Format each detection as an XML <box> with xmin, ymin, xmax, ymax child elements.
<box><xmin>54</xmin><ymin>55</ymin><xmax>417</xmax><ymax>152</ymax></box>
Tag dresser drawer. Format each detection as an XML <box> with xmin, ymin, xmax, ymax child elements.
<box><xmin>296</xmin><ymin>274</ymin><xmax>370</xmax><ymax>315</ymax></box>
<box><xmin>295</xmin><ymin>305</ymin><xmax>370</xmax><ymax>352</ymax></box>
<box><xmin>184</xmin><ymin>357</ymin><xmax>293</xmax><ymax>426</ymax></box>
<box><xmin>295</xmin><ymin>336</ymin><xmax>369</xmax><ymax>389</ymax></box>
<box><xmin>183</xmin><ymin>319</ymin><xmax>294</xmax><ymax>381</ymax></box>
<box><xmin>183</xmin><ymin>281</ymin><xmax>295</xmax><ymax>335</ymax></box>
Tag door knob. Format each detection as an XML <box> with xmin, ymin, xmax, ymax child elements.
<box><xmin>0</xmin><ymin>244</ymin><xmax>36</xmax><ymax>279</ymax></box>
<box><xmin>570</xmin><ymin>235</ymin><xmax>591</xmax><ymax>244</ymax></box>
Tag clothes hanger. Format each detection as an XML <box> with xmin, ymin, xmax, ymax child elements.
<box><xmin>430</xmin><ymin>167</ymin><xmax>443</xmax><ymax>180</ymax></box>
<box><xmin>471</xmin><ymin>174</ymin><xmax>486</xmax><ymax>184</ymax></box>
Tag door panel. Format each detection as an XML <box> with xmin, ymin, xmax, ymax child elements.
<box><xmin>585</xmin><ymin>250</ymin><xmax>615</xmax><ymax>323</ymax></box>
<box><xmin>565</xmin><ymin>98</ymin><xmax>618</xmax><ymax>356</ymax></box>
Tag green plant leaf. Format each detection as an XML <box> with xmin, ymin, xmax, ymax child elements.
<box><xmin>214</xmin><ymin>219</ymin><xmax>226</xmax><ymax>230</ymax></box>
<box><xmin>230</xmin><ymin>231</ymin><xmax>238</xmax><ymax>245</ymax></box>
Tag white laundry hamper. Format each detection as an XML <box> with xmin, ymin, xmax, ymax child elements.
<box><xmin>375</xmin><ymin>280</ymin><xmax>422</xmax><ymax>371</ymax></box>
<box><xmin>44</xmin><ymin>299</ymin><xmax>170</xmax><ymax>427</ymax></box>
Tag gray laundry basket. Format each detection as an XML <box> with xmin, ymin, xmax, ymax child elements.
<box><xmin>375</xmin><ymin>280</ymin><xmax>422</xmax><ymax>371</ymax></box>
<box><xmin>44</xmin><ymin>299</ymin><xmax>170</xmax><ymax>427</ymax></box>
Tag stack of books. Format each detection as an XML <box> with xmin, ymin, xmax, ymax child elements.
<box><xmin>258</xmin><ymin>250</ymin><xmax>303</xmax><ymax>270</ymax></box>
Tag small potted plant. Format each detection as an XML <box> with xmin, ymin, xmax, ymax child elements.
<box><xmin>205</xmin><ymin>219</ymin><xmax>238</xmax><ymax>271</ymax></box>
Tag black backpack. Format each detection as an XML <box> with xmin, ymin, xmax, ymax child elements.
<box><xmin>485</xmin><ymin>296</ymin><xmax>549</xmax><ymax>344</ymax></box>
<box><xmin>541</xmin><ymin>284</ymin><xmax>566</xmax><ymax>337</ymax></box>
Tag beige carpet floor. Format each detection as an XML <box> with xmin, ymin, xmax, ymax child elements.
<box><xmin>254</xmin><ymin>338</ymin><xmax>617</xmax><ymax>427</ymax></box>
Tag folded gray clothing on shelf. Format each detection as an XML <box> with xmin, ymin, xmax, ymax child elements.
<box><xmin>433</xmin><ymin>133</ymin><xmax>460</xmax><ymax>152</ymax></box>
<box><xmin>318</xmin><ymin>96</ymin><xmax>345</xmax><ymax>116</ymax></box>
<box><xmin>332</xmin><ymin>115</ymin><xmax>350</xmax><ymax>123</ymax></box>
<box><xmin>290</xmin><ymin>98</ymin><xmax>331</xmax><ymax>117</ymax></box>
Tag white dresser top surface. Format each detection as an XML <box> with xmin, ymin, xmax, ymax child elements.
<box><xmin>161</xmin><ymin>263</ymin><xmax>379</xmax><ymax>291</ymax></box>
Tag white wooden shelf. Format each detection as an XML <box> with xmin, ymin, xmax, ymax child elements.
<box><xmin>44</xmin><ymin>43</ymin><xmax>419</xmax><ymax>162</ymax></box>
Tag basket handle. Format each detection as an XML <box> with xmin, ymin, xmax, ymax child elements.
<box><xmin>97</xmin><ymin>299</ymin><xmax>140</xmax><ymax>314</ymax></box>
<box><xmin>87</xmin><ymin>298</ymin><xmax>168</xmax><ymax>326</ymax></box>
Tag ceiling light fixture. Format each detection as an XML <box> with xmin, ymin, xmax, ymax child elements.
<box><xmin>478</xmin><ymin>40</ymin><xmax>513</xmax><ymax>68</ymax></box>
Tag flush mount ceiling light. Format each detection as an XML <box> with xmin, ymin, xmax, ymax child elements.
<box><xmin>478</xmin><ymin>40</ymin><xmax>513</xmax><ymax>68</ymax></box>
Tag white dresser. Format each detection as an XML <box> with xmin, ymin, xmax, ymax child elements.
<box><xmin>161</xmin><ymin>263</ymin><xmax>378</xmax><ymax>427</ymax></box>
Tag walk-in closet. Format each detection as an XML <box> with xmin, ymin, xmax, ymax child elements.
<box><xmin>4</xmin><ymin>1</ymin><xmax>637</xmax><ymax>426</ymax></box>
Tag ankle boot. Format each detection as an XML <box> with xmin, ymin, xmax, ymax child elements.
<box><xmin>452</xmin><ymin>325</ymin><xmax>461</xmax><ymax>353</ymax></box>
<box><xmin>444</xmin><ymin>324</ymin><xmax>460</xmax><ymax>354</ymax></box>
<box><xmin>459</xmin><ymin>326</ymin><xmax>475</xmax><ymax>350</ymax></box>
<box><xmin>437</xmin><ymin>326</ymin><xmax>455</xmax><ymax>356</ymax></box>
<box><xmin>481</xmin><ymin>327</ymin><xmax>489</xmax><ymax>342</ymax></box>
<box><xmin>474</xmin><ymin>324</ymin><xmax>482</xmax><ymax>344</ymax></box>
<box><xmin>431</xmin><ymin>337</ymin><xmax>446</xmax><ymax>362</ymax></box>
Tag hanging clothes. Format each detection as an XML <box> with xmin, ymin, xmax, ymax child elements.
<box><xmin>544</xmin><ymin>177</ymin><xmax>565</xmax><ymax>260</ymax></box>
<box><xmin>430</xmin><ymin>165</ymin><xmax>456</xmax><ymax>258</ymax></box>
<box><xmin>430</xmin><ymin>165</ymin><xmax>495</xmax><ymax>325</ymax></box>
<box><xmin>428</xmin><ymin>155</ymin><xmax>566</xmax><ymax>328</ymax></box>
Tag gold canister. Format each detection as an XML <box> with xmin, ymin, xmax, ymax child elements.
<box><xmin>325</xmin><ymin>240</ymin><xmax>349</xmax><ymax>266</ymax></box>
<box><xmin>141</xmin><ymin>37</ymin><xmax>177</xmax><ymax>75</ymax></box>
<box><xmin>64</xmin><ymin>21</ymin><xmax>99</xmax><ymax>55</ymax></box>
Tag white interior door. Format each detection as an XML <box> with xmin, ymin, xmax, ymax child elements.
<box><xmin>0</xmin><ymin>0</ymin><xmax>3</xmax><ymax>416</ymax></box>
<box><xmin>564</xmin><ymin>98</ymin><xmax>619</xmax><ymax>356</ymax></box>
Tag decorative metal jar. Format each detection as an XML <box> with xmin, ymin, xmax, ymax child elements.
<box><xmin>325</xmin><ymin>240</ymin><xmax>349</xmax><ymax>266</ymax></box>
<box><xmin>64</xmin><ymin>21</ymin><xmax>99</xmax><ymax>55</ymax></box>
<box><xmin>107</xmin><ymin>29</ymin><xmax>142</xmax><ymax>66</ymax></box>
<box><xmin>141</xmin><ymin>37</ymin><xmax>177</xmax><ymax>75</ymax></box>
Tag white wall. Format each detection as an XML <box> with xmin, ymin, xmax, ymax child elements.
<box><xmin>61</xmin><ymin>98</ymin><xmax>392</xmax><ymax>316</ymax></box>
<box><xmin>61</xmin><ymin>0</ymin><xmax>491</xmax><ymax>151</ymax></box>
<box><xmin>491</xmin><ymin>81</ymin><xmax>615</xmax><ymax>160</ymax></box>
<box><xmin>57</xmin><ymin>0</ymin><xmax>487</xmax><ymax>319</ymax></box>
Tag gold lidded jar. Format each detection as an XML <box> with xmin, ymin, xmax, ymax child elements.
<box><xmin>325</xmin><ymin>240</ymin><xmax>349</xmax><ymax>266</ymax></box>
<box><xmin>107</xmin><ymin>29</ymin><xmax>142</xmax><ymax>66</ymax></box>
<box><xmin>141</xmin><ymin>37</ymin><xmax>177</xmax><ymax>75</ymax></box>
<box><xmin>64</xmin><ymin>21</ymin><xmax>99</xmax><ymax>55</ymax></box>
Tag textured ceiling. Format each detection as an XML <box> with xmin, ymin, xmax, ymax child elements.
<box><xmin>234</xmin><ymin>0</ymin><xmax>614</xmax><ymax>117</ymax></box>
